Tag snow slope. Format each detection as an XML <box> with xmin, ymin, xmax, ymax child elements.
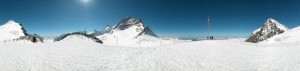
<box><xmin>98</xmin><ymin>30</ymin><xmax>183</xmax><ymax>47</ymax></box>
<box><xmin>262</xmin><ymin>26</ymin><xmax>300</xmax><ymax>43</ymax></box>
<box><xmin>1</xmin><ymin>38</ymin><xmax>300</xmax><ymax>71</ymax></box>
<box><xmin>0</xmin><ymin>20</ymin><xmax>26</xmax><ymax>41</ymax></box>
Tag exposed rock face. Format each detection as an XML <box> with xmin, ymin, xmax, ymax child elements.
<box><xmin>113</xmin><ymin>17</ymin><xmax>142</xmax><ymax>30</ymax></box>
<box><xmin>136</xmin><ymin>26</ymin><xmax>158</xmax><ymax>38</ymax></box>
<box><xmin>246</xmin><ymin>18</ymin><xmax>289</xmax><ymax>43</ymax></box>
<box><xmin>113</xmin><ymin>17</ymin><xmax>158</xmax><ymax>38</ymax></box>
<box><xmin>19</xmin><ymin>24</ymin><xmax>28</xmax><ymax>36</ymax></box>
<box><xmin>19</xmin><ymin>35</ymin><xmax>42</xmax><ymax>43</ymax></box>
<box><xmin>32</xmin><ymin>34</ymin><xmax>44</xmax><ymax>42</ymax></box>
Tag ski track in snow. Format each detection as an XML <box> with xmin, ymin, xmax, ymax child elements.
<box><xmin>1</xmin><ymin>39</ymin><xmax>300</xmax><ymax>71</ymax></box>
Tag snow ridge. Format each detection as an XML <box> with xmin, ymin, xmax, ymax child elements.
<box><xmin>262</xmin><ymin>26</ymin><xmax>300</xmax><ymax>43</ymax></box>
<box><xmin>55</xmin><ymin>32</ymin><xmax>103</xmax><ymax>44</ymax></box>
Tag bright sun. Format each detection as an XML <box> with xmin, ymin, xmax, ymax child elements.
<box><xmin>82</xmin><ymin>0</ymin><xmax>91</xmax><ymax>4</ymax></box>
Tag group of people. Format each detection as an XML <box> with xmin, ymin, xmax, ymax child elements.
<box><xmin>207</xmin><ymin>36</ymin><xmax>214</xmax><ymax>40</ymax></box>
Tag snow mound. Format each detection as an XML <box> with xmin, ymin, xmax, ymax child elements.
<box><xmin>55</xmin><ymin>32</ymin><xmax>103</xmax><ymax>44</ymax></box>
<box><xmin>42</xmin><ymin>36</ymin><xmax>56</xmax><ymax>43</ymax></box>
<box><xmin>262</xmin><ymin>26</ymin><xmax>300</xmax><ymax>43</ymax></box>
<box><xmin>0</xmin><ymin>20</ymin><xmax>27</xmax><ymax>41</ymax></box>
<box><xmin>246</xmin><ymin>18</ymin><xmax>289</xmax><ymax>43</ymax></box>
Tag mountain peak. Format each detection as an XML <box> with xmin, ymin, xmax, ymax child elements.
<box><xmin>266</xmin><ymin>18</ymin><xmax>279</xmax><ymax>24</ymax></box>
<box><xmin>246</xmin><ymin>18</ymin><xmax>289</xmax><ymax>43</ymax></box>
<box><xmin>4</xmin><ymin>20</ymin><xmax>19</xmax><ymax>25</ymax></box>
<box><xmin>125</xmin><ymin>16</ymin><xmax>133</xmax><ymax>19</ymax></box>
<box><xmin>267</xmin><ymin>18</ymin><xmax>275</xmax><ymax>21</ymax></box>
<box><xmin>114</xmin><ymin>17</ymin><xmax>142</xmax><ymax>30</ymax></box>
<box><xmin>263</xmin><ymin>18</ymin><xmax>289</xmax><ymax>31</ymax></box>
<box><xmin>95</xmin><ymin>17</ymin><xmax>158</xmax><ymax>41</ymax></box>
<box><xmin>0</xmin><ymin>20</ymin><xmax>28</xmax><ymax>41</ymax></box>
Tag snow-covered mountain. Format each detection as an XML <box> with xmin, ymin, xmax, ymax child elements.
<box><xmin>246</xmin><ymin>18</ymin><xmax>289</xmax><ymax>43</ymax></box>
<box><xmin>0</xmin><ymin>20</ymin><xmax>28</xmax><ymax>41</ymax></box>
<box><xmin>94</xmin><ymin>17</ymin><xmax>158</xmax><ymax>37</ymax></box>
<box><xmin>95</xmin><ymin>17</ymin><xmax>166</xmax><ymax>46</ymax></box>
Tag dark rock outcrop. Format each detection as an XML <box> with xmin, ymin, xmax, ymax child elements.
<box><xmin>136</xmin><ymin>26</ymin><xmax>158</xmax><ymax>38</ymax></box>
<box><xmin>113</xmin><ymin>17</ymin><xmax>158</xmax><ymax>37</ymax></box>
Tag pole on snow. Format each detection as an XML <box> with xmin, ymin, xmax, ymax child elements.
<box><xmin>208</xmin><ymin>16</ymin><xmax>211</xmax><ymax>39</ymax></box>
<box><xmin>207</xmin><ymin>16</ymin><xmax>213</xmax><ymax>40</ymax></box>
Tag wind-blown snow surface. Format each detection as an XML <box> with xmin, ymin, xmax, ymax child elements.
<box><xmin>262</xmin><ymin>26</ymin><xmax>300</xmax><ymax>43</ymax></box>
<box><xmin>1</xmin><ymin>37</ymin><xmax>300</xmax><ymax>71</ymax></box>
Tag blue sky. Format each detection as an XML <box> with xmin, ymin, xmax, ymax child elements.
<box><xmin>0</xmin><ymin>0</ymin><xmax>299</xmax><ymax>38</ymax></box>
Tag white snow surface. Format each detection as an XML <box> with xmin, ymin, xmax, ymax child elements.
<box><xmin>262</xmin><ymin>26</ymin><xmax>300</xmax><ymax>43</ymax></box>
<box><xmin>1</xmin><ymin>37</ymin><xmax>300</xmax><ymax>71</ymax></box>
<box><xmin>42</xmin><ymin>36</ymin><xmax>56</xmax><ymax>43</ymax></box>
<box><xmin>99</xmin><ymin>33</ymin><xmax>184</xmax><ymax>47</ymax></box>
<box><xmin>0</xmin><ymin>20</ymin><xmax>26</xmax><ymax>41</ymax></box>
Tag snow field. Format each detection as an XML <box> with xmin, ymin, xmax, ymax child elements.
<box><xmin>1</xmin><ymin>38</ymin><xmax>300</xmax><ymax>71</ymax></box>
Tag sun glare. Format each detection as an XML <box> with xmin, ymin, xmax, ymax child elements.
<box><xmin>82</xmin><ymin>0</ymin><xmax>90</xmax><ymax>4</ymax></box>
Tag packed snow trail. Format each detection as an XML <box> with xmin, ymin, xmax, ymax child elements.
<box><xmin>1</xmin><ymin>38</ymin><xmax>300</xmax><ymax>71</ymax></box>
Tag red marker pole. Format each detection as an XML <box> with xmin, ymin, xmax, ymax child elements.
<box><xmin>208</xmin><ymin>16</ymin><xmax>211</xmax><ymax>39</ymax></box>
